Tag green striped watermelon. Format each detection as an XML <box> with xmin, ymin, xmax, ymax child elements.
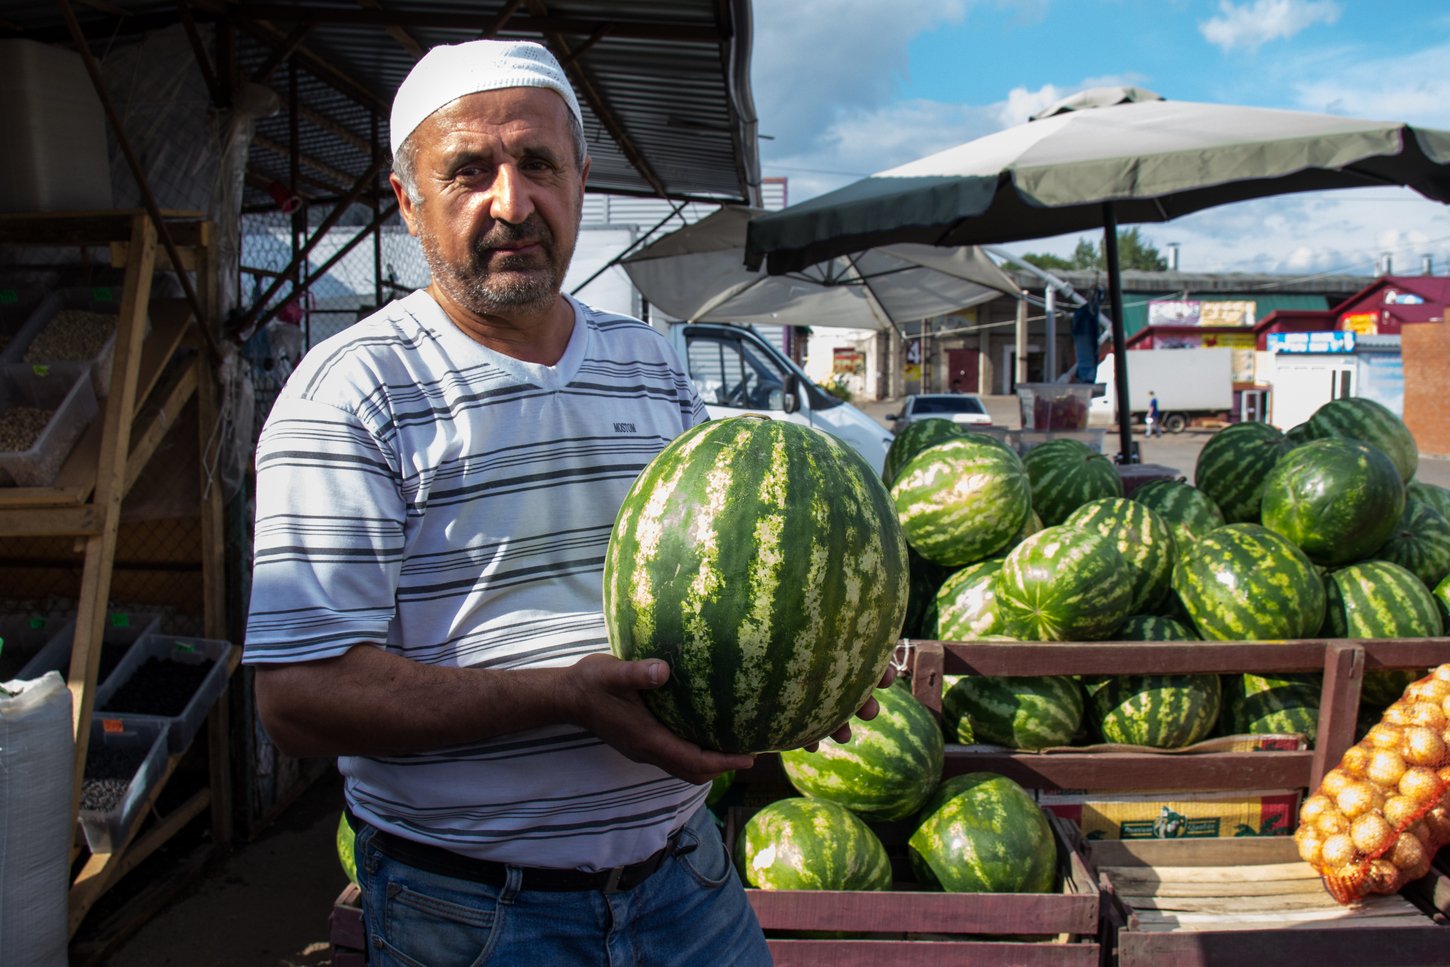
<box><xmin>780</xmin><ymin>682</ymin><xmax>944</xmax><ymax>822</ymax></box>
<box><xmin>1322</xmin><ymin>561</ymin><xmax>1440</xmax><ymax>708</ymax></box>
<box><xmin>883</xmin><ymin>418</ymin><xmax>967</xmax><ymax>486</ymax></box>
<box><xmin>941</xmin><ymin>675</ymin><xmax>1083</xmax><ymax>750</ymax></box>
<box><xmin>1085</xmin><ymin>674</ymin><xmax>1222</xmax><ymax>748</ymax></box>
<box><xmin>604</xmin><ymin>418</ymin><xmax>909</xmax><ymax>753</ymax></box>
<box><xmin>707</xmin><ymin>770</ymin><xmax>736</xmax><ymax>807</ymax></box>
<box><xmin>1172</xmin><ymin>523</ymin><xmax>1326</xmax><ymax>641</ymax></box>
<box><xmin>909</xmin><ymin>772</ymin><xmax>1056</xmax><ymax>893</ymax></box>
<box><xmin>939</xmin><ymin>678</ymin><xmax>978</xmax><ymax>743</ymax></box>
<box><xmin>1373</xmin><ymin>500</ymin><xmax>1450</xmax><ymax>591</ymax></box>
<box><xmin>1221</xmin><ymin>673</ymin><xmax>1321</xmax><ymax>742</ymax></box>
<box><xmin>1260</xmin><ymin>437</ymin><xmax>1405</xmax><ymax>567</ymax></box>
<box><xmin>1436</xmin><ymin>574</ymin><xmax>1450</xmax><ymax>631</ymax></box>
<box><xmin>996</xmin><ymin>526</ymin><xmax>1133</xmax><ymax>641</ymax></box>
<box><xmin>1129</xmin><ymin>479</ymin><xmax>1226</xmax><ymax>549</ymax></box>
<box><xmin>935</xmin><ymin>560</ymin><xmax>1006</xmax><ymax>641</ymax></box>
<box><xmin>1286</xmin><ymin>422</ymin><xmax>1313</xmax><ymax>446</ymax></box>
<box><xmin>337</xmin><ymin>813</ymin><xmax>358</xmax><ymax>885</ymax></box>
<box><xmin>903</xmin><ymin>549</ymin><xmax>953</xmax><ymax>639</ymax></box>
<box><xmin>1304</xmin><ymin>396</ymin><xmax>1418</xmax><ymax>484</ymax></box>
<box><xmin>1116</xmin><ymin>614</ymin><xmax>1199</xmax><ymax>641</ymax></box>
<box><xmin>1407</xmin><ymin>480</ymin><xmax>1450</xmax><ymax>521</ymax></box>
<box><xmin>1023</xmin><ymin>438</ymin><xmax>1123</xmax><ymax>526</ymax></box>
<box><xmin>736</xmin><ymin>798</ymin><xmax>892</xmax><ymax>891</ymax></box>
<box><xmin>1194</xmin><ymin>422</ymin><xmax>1294</xmax><ymax>523</ymax></box>
<box><xmin>998</xmin><ymin>508</ymin><xmax>1044</xmax><ymax>558</ymax></box>
<box><xmin>892</xmin><ymin>435</ymin><xmax>1032</xmax><ymax>567</ymax></box>
<box><xmin>1065</xmin><ymin>498</ymin><xmax>1177</xmax><ymax>615</ymax></box>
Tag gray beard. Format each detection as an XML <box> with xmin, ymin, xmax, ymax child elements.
<box><xmin>418</xmin><ymin>214</ymin><xmax>571</xmax><ymax>317</ymax></box>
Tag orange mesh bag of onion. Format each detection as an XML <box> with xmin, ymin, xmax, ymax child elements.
<box><xmin>1295</xmin><ymin>664</ymin><xmax>1450</xmax><ymax>904</ymax></box>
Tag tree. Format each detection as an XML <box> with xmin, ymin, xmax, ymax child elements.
<box><xmin>1020</xmin><ymin>228</ymin><xmax>1168</xmax><ymax>272</ymax></box>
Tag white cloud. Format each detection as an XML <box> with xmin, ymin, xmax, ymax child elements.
<box><xmin>1291</xmin><ymin>42</ymin><xmax>1450</xmax><ymax>127</ymax></box>
<box><xmin>994</xmin><ymin>73</ymin><xmax>1152</xmax><ymax>127</ymax></box>
<box><xmin>1199</xmin><ymin>0</ymin><xmax>1341</xmax><ymax>54</ymax></box>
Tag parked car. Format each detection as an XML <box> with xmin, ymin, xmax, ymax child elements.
<box><xmin>887</xmin><ymin>394</ymin><xmax>993</xmax><ymax>435</ymax></box>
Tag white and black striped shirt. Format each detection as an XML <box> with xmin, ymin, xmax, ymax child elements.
<box><xmin>244</xmin><ymin>291</ymin><xmax>709</xmax><ymax>871</ymax></box>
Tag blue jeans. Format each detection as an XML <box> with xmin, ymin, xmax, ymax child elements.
<box><xmin>354</xmin><ymin>805</ymin><xmax>771</xmax><ymax>967</ymax></box>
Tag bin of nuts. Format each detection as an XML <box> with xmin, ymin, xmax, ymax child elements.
<box><xmin>1295</xmin><ymin>664</ymin><xmax>1450</xmax><ymax>903</ymax></box>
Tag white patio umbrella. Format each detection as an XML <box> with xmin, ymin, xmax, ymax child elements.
<box><xmin>620</xmin><ymin>206</ymin><xmax>1019</xmax><ymax>333</ymax></box>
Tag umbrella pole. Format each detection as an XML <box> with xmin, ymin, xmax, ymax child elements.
<box><xmin>1102</xmin><ymin>202</ymin><xmax>1134</xmax><ymax>464</ymax></box>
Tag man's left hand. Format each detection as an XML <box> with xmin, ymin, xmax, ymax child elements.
<box><xmin>800</xmin><ymin>664</ymin><xmax>897</xmax><ymax>753</ymax></box>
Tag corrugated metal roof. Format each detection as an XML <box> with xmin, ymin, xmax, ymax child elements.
<box><xmin>10</xmin><ymin>0</ymin><xmax>761</xmax><ymax>208</ymax></box>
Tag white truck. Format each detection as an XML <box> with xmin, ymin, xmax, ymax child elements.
<box><xmin>1090</xmin><ymin>348</ymin><xmax>1235</xmax><ymax>433</ymax></box>
<box><xmin>666</xmin><ymin>322</ymin><xmax>895</xmax><ymax>474</ymax></box>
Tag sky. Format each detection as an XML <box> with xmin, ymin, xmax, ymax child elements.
<box><xmin>749</xmin><ymin>0</ymin><xmax>1450</xmax><ymax>276</ymax></box>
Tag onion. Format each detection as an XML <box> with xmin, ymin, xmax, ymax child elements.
<box><xmin>1301</xmin><ymin>794</ymin><xmax>1336</xmax><ymax>826</ymax></box>
<box><xmin>1367</xmin><ymin>858</ymin><xmax>1402</xmax><ymax>893</ymax></box>
<box><xmin>1367</xmin><ymin>749</ymin><xmax>1408</xmax><ymax>787</ymax></box>
<box><xmin>1399</xmin><ymin>766</ymin><xmax>1446</xmax><ymax>804</ymax></box>
<box><xmin>1351</xmin><ymin>813</ymin><xmax>1395</xmax><ymax>854</ymax></box>
<box><xmin>1409</xmin><ymin>678</ymin><xmax>1450</xmax><ymax>703</ymax></box>
<box><xmin>1385</xmin><ymin>704</ymin><xmax>1414</xmax><ymax>726</ymax></box>
<box><xmin>1434</xmin><ymin>665</ymin><xmax>1450</xmax><ymax>683</ymax></box>
<box><xmin>1341</xmin><ymin>745</ymin><xmax>1372</xmax><ymax>778</ymax></box>
<box><xmin>1320</xmin><ymin>833</ymin><xmax>1357</xmax><ymax>867</ymax></box>
<box><xmin>1383</xmin><ymin>794</ymin><xmax>1422</xmax><ymax>829</ymax></box>
<box><xmin>1408</xmin><ymin>702</ymin><xmax>1448</xmax><ymax>731</ymax></box>
<box><xmin>1402</xmin><ymin>726</ymin><xmax>1447</xmax><ymax>766</ymax></box>
<box><xmin>1368</xmin><ymin>724</ymin><xmax>1403</xmax><ymax>750</ymax></box>
<box><xmin>1338</xmin><ymin>781</ymin><xmax>1386</xmax><ymax>819</ymax></box>
<box><xmin>1320</xmin><ymin>768</ymin><xmax>1354</xmax><ymax>798</ymax></box>
<box><xmin>1316</xmin><ymin>807</ymin><xmax>1350</xmax><ymax>835</ymax></box>
<box><xmin>1425</xmin><ymin>806</ymin><xmax>1450</xmax><ymax>843</ymax></box>
<box><xmin>1389</xmin><ymin>832</ymin><xmax>1429</xmax><ymax>878</ymax></box>
<box><xmin>1296</xmin><ymin>827</ymin><xmax>1324</xmax><ymax>865</ymax></box>
<box><xmin>1406</xmin><ymin>820</ymin><xmax>1432</xmax><ymax>846</ymax></box>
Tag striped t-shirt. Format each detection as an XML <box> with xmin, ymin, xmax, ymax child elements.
<box><xmin>244</xmin><ymin>291</ymin><xmax>710</xmax><ymax>871</ymax></box>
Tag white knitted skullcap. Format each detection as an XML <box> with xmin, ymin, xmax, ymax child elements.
<box><xmin>390</xmin><ymin>40</ymin><xmax>583</xmax><ymax>157</ymax></box>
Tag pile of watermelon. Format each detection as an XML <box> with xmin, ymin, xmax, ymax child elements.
<box><xmin>737</xmin><ymin>682</ymin><xmax>1058</xmax><ymax>897</ymax></box>
<box><xmin>888</xmin><ymin>400</ymin><xmax>1449</xmax><ymax>750</ymax></box>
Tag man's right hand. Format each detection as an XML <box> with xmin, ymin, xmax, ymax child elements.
<box><xmin>562</xmin><ymin>654</ymin><xmax>755</xmax><ymax>786</ymax></box>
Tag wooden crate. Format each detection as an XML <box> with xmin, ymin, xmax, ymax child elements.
<box><xmin>725</xmin><ymin>800</ymin><xmax>1102</xmax><ymax>966</ymax></box>
<box><xmin>329</xmin><ymin>883</ymin><xmax>365</xmax><ymax>967</ymax></box>
<box><xmin>1093</xmin><ymin>837</ymin><xmax>1450</xmax><ymax>966</ymax></box>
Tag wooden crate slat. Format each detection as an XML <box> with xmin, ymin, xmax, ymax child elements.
<box><xmin>942</xmin><ymin>749</ymin><xmax>1313</xmax><ymax>790</ymax></box>
<box><xmin>1134</xmin><ymin>903</ymin><xmax>1422</xmax><ymax>924</ymax></box>
<box><xmin>1114</xmin><ymin>879</ymin><xmax>1331</xmax><ymax>899</ymax></box>
<box><xmin>766</xmin><ymin>938</ymin><xmax>1101</xmax><ymax>967</ymax></box>
<box><xmin>1118</xmin><ymin>923</ymin><xmax>1450</xmax><ymax>966</ymax></box>
<box><xmin>1101</xmin><ymin>861</ymin><xmax>1319</xmax><ymax>884</ymax></box>
<box><xmin>934</xmin><ymin>640</ymin><xmax>1329</xmax><ymax>676</ymax></box>
<box><xmin>747</xmin><ymin>888</ymin><xmax>1098</xmax><ymax>936</ymax></box>
<box><xmin>1088</xmin><ymin>838</ymin><xmax>1301</xmax><ymax>869</ymax></box>
<box><xmin>1128</xmin><ymin>892</ymin><xmax>1402</xmax><ymax>913</ymax></box>
<box><xmin>1129</xmin><ymin>916</ymin><xmax>1437</xmax><ymax>933</ymax></box>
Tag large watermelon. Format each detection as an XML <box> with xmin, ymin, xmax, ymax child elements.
<box><xmin>1116</xmin><ymin>614</ymin><xmax>1198</xmax><ymax>641</ymax></box>
<box><xmin>1285</xmin><ymin>422</ymin><xmax>1314</xmax><ymax>446</ymax></box>
<box><xmin>604</xmin><ymin>418</ymin><xmax>909</xmax><ymax>753</ymax></box>
<box><xmin>903</xmin><ymin>548</ymin><xmax>953</xmax><ymax>639</ymax></box>
<box><xmin>1260</xmin><ymin>437</ymin><xmax>1404</xmax><ymax>567</ymax></box>
<box><xmin>996</xmin><ymin>526</ymin><xmax>1132</xmax><ymax>641</ymax></box>
<box><xmin>1193</xmin><ymin>422</ymin><xmax>1294</xmax><ymax>523</ymax></box>
<box><xmin>935</xmin><ymin>559</ymin><xmax>1006</xmax><ymax>641</ymax></box>
<box><xmin>1373</xmin><ymin>500</ymin><xmax>1450</xmax><ymax>591</ymax></box>
<box><xmin>1436</xmin><ymin>574</ymin><xmax>1450</xmax><ymax>631</ymax></box>
<box><xmin>1322</xmin><ymin>561</ymin><xmax>1441</xmax><ymax>707</ymax></box>
<box><xmin>883</xmin><ymin>418</ymin><xmax>967</xmax><ymax>486</ymax></box>
<box><xmin>1304</xmin><ymin>396</ymin><xmax>1418</xmax><ymax>484</ymax></box>
<box><xmin>998</xmin><ymin>508</ymin><xmax>1044</xmax><ymax>558</ymax></box>
<box><xmin>1022</xmin><ymin>438</ymin><xmax>1124</xmax><ymax>526</ymax></box>
<box><xmin>780</xmin><ymin>683</ymin><xmax>944</xmax><ymax>822</ymax></box>
<box><xmin>909</xmin><ymin>772</ymin><xmax>1056</xmax><ymax>893</ymax></box>
<box><xmin>1407</xmin><ymin>480</ymin><xmax>1450</xmax><ymax>521</ymax></box>
<box><xmin>941</xmin><ymin>675</ymin><xmax>1083</xmax><ymax>750</ymax></box>
<box><xmin>1172</xmin><ymin>523</ymin><xmax>1326</xmax><ymax>641</ymax></box>
<box><xmin>892</xmin><ymin>435</ymin><xmax>1032</xmax><ymax>567</ymax></box>
<box><xmin>1065</xmin><ymin>498</ymin><xmax>1177</xmax><ymax>614</ymax></box>
<box><xmin>736</xmin><ymin>798</ymin><xmax>892</xmax><ymax>891</ymax></box>
<box><xmin>1129</xmin><ymin>479</ymin><xmax>1225</xmax><ymax>550</ymax></box>
<box><xmin>1221</xmin><ymin>673</ymin><xmax>1321</xmax><ymax>742</ymax></box>
<box><xmin>337</xmin><ymin>813</ymin><xmax>358</xmax><ymax>885</ymax></box>
<box><xmin>1085</xmin><ymin>674</ymin><xmax>1222</xmax><ymax>748</ymax></box>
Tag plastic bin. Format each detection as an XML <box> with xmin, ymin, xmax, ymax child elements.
<box><xmin>77</xmin><ymin>715</ymin><xmax>168</xmax><ymax>854</ymax></box>
<box><xmin>94</xmin><ymin>635</ymin><xmax>232</xmax><ymax>755</ymax></box>
<box><xmin>0</xmin><ymin>288</ymin><xmax>43</xmax><ymax>350</ymax></box>
<box><xmin>16</xmin><ymin>611</ymin><xmax>163</xmax><ymax>687</ymax></box>
<box><xmin>3</xmin><ymin>287</ymin><xmax>147</xmax><ymax>398</ymax></box>
<box><xmin>1017</xmin><ymin>428</ymin><xmax>1107</xmax><ymax>455</ymax></box>
<box><xmin>0</xmin><ymin>614</ymin><xmax>63</xmax><ymax>683</ymax></box>
<box><xmin>1017</xmin><ymin>382</ymin><xmax>1093</xmax><ymax>430</ymax></box>
<box><xmin>0</xmin><ymin>362</ymin><xmax>97</xmax><ymax>486</ymax></box>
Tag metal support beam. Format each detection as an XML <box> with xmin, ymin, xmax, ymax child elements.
<box><xmin>254</xmin><ymin>134</ymin><xmax>356</xmax><ymax>192</ymax></box>
<box><xmin>272</xmin><ymin>95</ymin><xmax>375</xmax><ymax>157</ymax></box>
<box><xmin>175</xmin><ymin>1</ymin><xmax>224</xmax><ymax>108</ymax></box>
<box><xmin>372</xmin><ymin>110</ymin><xmax>384</xmax><ymax>309</ymax></box>
<box><xmin>1103</xmin><ymin>201</ymin><xmax>1133</xmax><ymax>464</ymax></box>
<box><xmin>481</xmin><ymin>0</ymin><xmax>524</xmax><ymax>38</ymax></box>
<box><xmin>558</xmin><ymin>21</ymin><xmax>611</xmax><ymax>67</ymax></box>
<box><xmin>226</xmin><ymin>8</ymin><xmax>387</xmax><ymax>112</ymax></box>
<box><xmin>250</xmin><ymin>19</ymin><xmax>315</xmax><ymax>83</ymax></box>
<box><xmin>355</xmin><ymin>0</ymin><xmax>424</xmax><ymax>59</ymax></box>
<box><xmin>235</xmin><ymin>5</ymin><xmax>724</xmax><ymax>42</ymax></box>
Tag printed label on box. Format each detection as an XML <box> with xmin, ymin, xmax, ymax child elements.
<box><xmin>1044</xmin><ymin>791</ymin><xmax>1302</xmax><ymax>841</ymax></box>
<box><xmin>31</xmin><ymin>365</ymin><xmax>48</xmax><ymax>377</ymax></box>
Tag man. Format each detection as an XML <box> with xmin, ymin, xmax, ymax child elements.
<box><xmin>244</xmin><ymin>40</ymin><xmax>886</xmax><ymax>966</ymax></box>
<box><xmin>1147</xmin><ymin>390</ymin><xmax>1162</xmax><ymax>438</ymax></box>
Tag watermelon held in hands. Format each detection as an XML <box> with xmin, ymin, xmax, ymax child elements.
<box><xmin>1065</xmin><ymin>498</ymin><xmax>1178</xmax><ymax>615</ymax></box>
<box><xmin>1128</xmin><ymin>479</ymin><xmax>1225</xmax><ymax>549</ymax></box>
<box><xmin>1407</xmin><ymin>480</ymin><xmax>1450</xmax><ymax>522</ymax></box>
<box><xmin>735</xmin><ymin>798</ymin><xmax>892</xmax><ymax>891</ymax></box>
<box><xmin>1373</xmin><ymin>500</ymin><xmax>1450</xmax><ymax>592</ymax></box>
<box><xmin>892</xmin><ymin>435</ymin><xmax>1032</xmax><ymax>567</ymax></box>
<box><xmin>337</xmin><ymin>813</ymin><xmax>358</xmax><ymax>885</ymax></box>
<box><xmin>1304</xmin><ymin>396</ymin><xmax>1418</xmax><ymax>484</ymax></box>
<box><xmin>1260</xmin><ymin>437</ymin><xmax>1405</xmax><ymax>567</ymax></box>
<box><xmin>995</xmin><ymin>526</ymin><xmax>1132</xmax><ymax>642</ymax></box>
<box><xmin>941</xmin><ymin>675</ymin><xmax>1083</xmax><ymax>751</ymax></box>
<box><xmin>883</xmin><ymin>418</ymin><xmax>967</xmax><ymax>486</ymax></box>
<box><xmin>909</xmin><ymin>772</ymin><xmax>1056</xmax><ymax>893</ymax></box>
<box><xmin>780</xmin><ymin>683</ymin><xmax>945</xmax><ymax>822</ymax></box>
<box><xmin>1022</xmin><ymin>438</ymin><xmax>1124</xmax><ymax>526</ymax></box>
<box><xmin>1221</xmin><ymin>673</ymin><xmax>1321</xmax><ymax>742</ymax></box>
<box><xmin>935</xmin><ymin>559</ymin><xmax>1006</xmax><ymax>641</ymax></box>
<box><xmin>1172</xmin><ymin>523</ymin><xmax>1326</xmax><ymax>641</ymax></box>
<box><xmin>1085</xmin><ymin>674</ymin><xmax>1222</xmax><ymax>748</ymax></box>
<box><xmin>1194</xmin><ymin>422</ymin><xmax>1295</xmax><ymax>523</ymax></box>
<box><xmin>604</xmin><ymin>418</ymin><xmax>909</xmax><ymax>754</ymax></box>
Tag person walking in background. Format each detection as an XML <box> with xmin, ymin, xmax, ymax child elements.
<box><xmin>1147</xmin><ymin>390</ymin><xmax>1162</xmax><ymax>438</ymax></box>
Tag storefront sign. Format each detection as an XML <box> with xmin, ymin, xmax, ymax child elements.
<box><xmin>1268</xmin><ymin>331</ymin><xmax>1356</xmax><ymax>354</ymax></box>
<box><xmin>1147</xmin><ymin>300</ymin><xmax>1201</xmax><ymax>326</ymax></box>
<box><xmin>1341</xmin><ymin>312</ymin><xmax>1377</xmax><ymax>334</ymax></box>
<box><xmin>833</xmin><ymin>348</ymin><xmax>865</xmax><ymax>374</ymax></box>
<box><xmin>1201</xmin><ymin>332</ymin><xmax>1255</xmax><ymax>349</ymax></box>
<box><xmin>1147</xmin><ymin>299</ymin><xmax>1257</xmax><ymax>328</ymax></box>
<box><xmin>1199</xmin><ymin>301</ymin><xmax>1256</xmax><ymax>327</ymax></box>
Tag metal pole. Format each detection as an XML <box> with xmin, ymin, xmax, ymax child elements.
<box><xmin>1103</xmin><ymin>202</ymin><xmax>1133</xmax><ymax>463</ymax></box>
<box><xmin>1044</xmin><ymin>286</ymin><xmax>1056</xmax><ymax>381</ymax></box>
<box><xmin>1014</xmin><ymin>297</ymin><xmax>1028</xmax><ymax>389</ymax></box>
<box><xmin>372</xmin><ymin>109</ymin><xmax>384</xmax><ymax>309</ymax></box>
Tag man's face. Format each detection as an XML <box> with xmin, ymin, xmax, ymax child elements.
<box><xmin>394</xmin><ymin>87</ymin><xmax>589</xmax><ymax>319</ymax></box>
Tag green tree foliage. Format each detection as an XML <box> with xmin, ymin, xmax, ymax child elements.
<box><xmin>1022</xmin><ymin>228</ymin><xmax>1169</xmax><ymax>272</ymax></box>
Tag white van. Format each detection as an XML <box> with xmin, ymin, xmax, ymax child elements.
<box><xmin>668</xmin><ymin>322</ymin><xmax>894</xmax><ymax>475</ymax></box>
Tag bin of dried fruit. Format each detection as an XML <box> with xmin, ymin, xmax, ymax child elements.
<box><xmin>4</xmin><ymin>288</ymin><xmax>148</xmax><ymax>398</ymax></box>
<box><xmin>1295</xmin><ymin>664</ymin><xmax>1450</xmax><ymax>903</ymax></box>
<box><xmin>0</xmin><ymin>363</ymin><xmax>96</xmax><ymax>486</ymax></box>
